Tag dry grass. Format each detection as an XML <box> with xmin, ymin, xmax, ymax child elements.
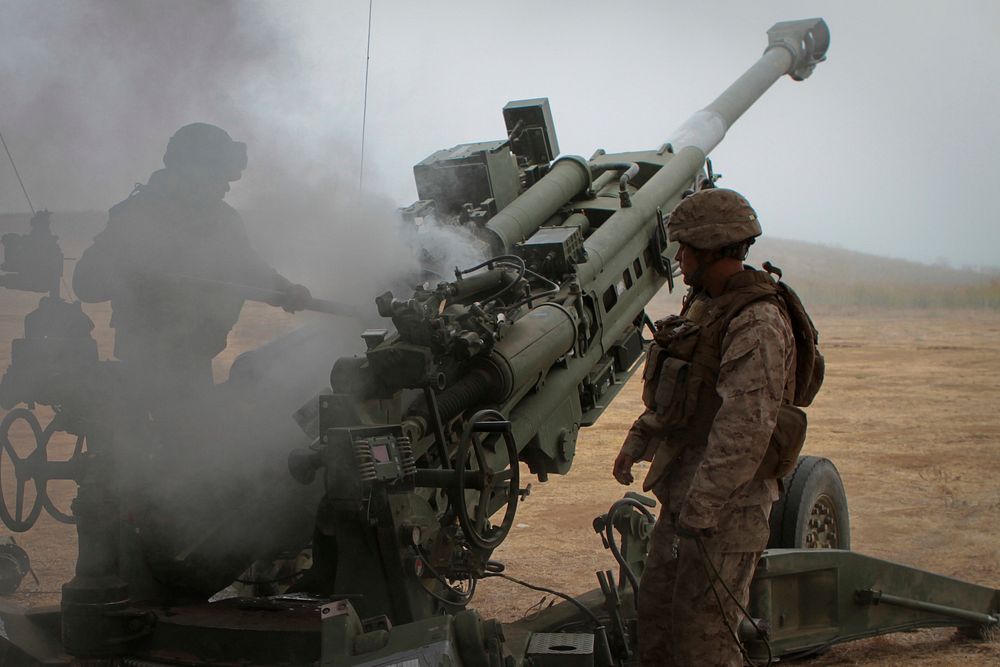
<box><xmin>1</xmin><ymin>292</ymin><xmax>998</xmax><ymax>665</ymax></box>
<box><xmin>793</xmin><ymin>279</ymin><xmax>1000</xmax><ymax>310</ymax></box>
<box><xmin>471</xmin><ymin>303</ymin><xmax>1000</xmax><ymax>666</ymax></box>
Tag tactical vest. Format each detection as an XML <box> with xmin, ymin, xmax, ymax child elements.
<box><xmin>105</xmin><ymin>181</ymin><xmax>252</xmax><ymax>365</ymax></box>
<box><xmin>639</xmin><ymin>269</ymin><xmax>806</xmax><ymax>494</ymax></box>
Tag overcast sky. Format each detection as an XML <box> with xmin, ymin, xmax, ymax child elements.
<box><xmin>1</xmin><ymin>0</ymin><xmax>998</xmax><ymax>268</ymax></box>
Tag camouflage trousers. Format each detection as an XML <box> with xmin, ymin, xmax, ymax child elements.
<box><xmin>637</xmin><ymin>504</ymin><xmax>770</xmax><ymax>667</ymax></box>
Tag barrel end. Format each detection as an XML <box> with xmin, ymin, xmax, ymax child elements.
<box><xmin>766</xmin><ymin>18</ymin><xmax>830</xmax><ymax>81</ymax></box>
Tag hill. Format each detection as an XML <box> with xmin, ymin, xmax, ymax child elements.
<box><xmin>3</xmin><ymin>211</ymin><xmax>997</xmax><ymax>309</ymax></box>
<box><xmin>752</xmin><ymin>237</ymin><xmax>997</xmax><ymax>287</ymax></box>
<box><xmin>750</xmin><ymin>238</ymin><xmax>1000</xmax><ymax>309</ymax></box>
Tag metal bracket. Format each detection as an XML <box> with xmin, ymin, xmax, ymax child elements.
<box><xmin>650</xmin><ymin>208</ymin><xmax>675</xmax><ymax>292</ymax></box>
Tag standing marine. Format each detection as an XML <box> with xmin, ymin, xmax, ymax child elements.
<box><xmin>73</xmin><ymin>122</ymin><xmax>311</xmax><ymax>397</ymax></box>
<box><xmin>613</xmin><ymin>187</ymin><xmax>821</xmax><ymax>666</ymax></box>
<box><xmin>72</xmin><ymin>124</ymin><xmax>316</xmax><ymax>597</ymax></box>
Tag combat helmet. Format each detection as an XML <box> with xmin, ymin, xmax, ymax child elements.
<box><xmin>667</xmin><ymin>188</ymin><xmax>761</xmax><ymax>249</ymax></box>
<box><xmin>163</xmin><ymin>123</ymin><xmax>248</xmax><ymax>182</ymax></box>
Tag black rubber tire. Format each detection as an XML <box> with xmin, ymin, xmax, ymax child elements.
<box><xmin>767</xmin><ymin>456</ymin><xmax>850</xmax><ymax>550</ymax></box>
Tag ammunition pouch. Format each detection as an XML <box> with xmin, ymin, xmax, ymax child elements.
<box><xmin>756</xmin><ymin>404</ymin><xmax>808</xmax><ymax>480</ymax></box>
<box><xmin>641</xmin><ymin>315</ymin><xmax>703</xmax><ymax>428</ymax></box>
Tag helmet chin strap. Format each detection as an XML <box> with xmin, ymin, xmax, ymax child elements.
<box><xmin>685</xmin><ymin>247</ymin><xmax>719</xmax><ymax>288</ymax></box>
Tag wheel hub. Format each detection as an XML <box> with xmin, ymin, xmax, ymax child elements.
<box><xmin>804</xmin><ymin>494</ymin><xmax>839</xmax><ymax>548</ymax></box>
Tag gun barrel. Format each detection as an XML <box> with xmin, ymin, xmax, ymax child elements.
<box><xmin>530</xmin><ymin>19</ymin><xmax>827</xmax><ymax>390</ymax></box>
<box><xmin>482</xmin><ymin>19</ymin><xmax>827</xmax><ymax>263</ymax></box>
<box><xmin>667</xmin><ymin>18</ymin><xmax>829</xmax><ymax>155</ymax></box>
<box><xmin>578</xmin><ymin>18</ymin><xmax>829</xmax><ymax>290</ymax></box>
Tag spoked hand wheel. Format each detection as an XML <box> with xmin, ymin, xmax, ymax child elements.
<box><xmin>0</xmin><ymin>409</ymin><xmax>82</xmax><ymax>531</ymax></box>
<box><xmin>0</xmin><ymin>409</ymin><xmax>48</xmax><ymax>532</ymax></box>
<box><xmin>40</xmin><ymin>419</ymin><xmax>84</xmax><ymax>524</ymax></box>
<box><xmin>454</xmin><ymin>409</ymin><xmax>520</xmax><ymax>551</ymax></box>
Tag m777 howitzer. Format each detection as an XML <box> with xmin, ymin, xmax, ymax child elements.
<box><xmin>0</xmin><ymin>17</ymin><xmax>996</xmax><ymax>667</ymax></box>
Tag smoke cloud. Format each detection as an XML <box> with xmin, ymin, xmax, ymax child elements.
<box><xmin>0</xmin><ymin>0</ymin><xmax>465</xmax><ymax>595</ymax></box>
<box><xmin>2</xmin><ymin>0</ymin><xmax>430</xmax><ymax>313</ymax></box>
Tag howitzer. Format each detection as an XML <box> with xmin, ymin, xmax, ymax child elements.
<box><xmin>0</xmin><ymin>16</ymin><xmax>997</xmax><ymax>667</ymax></box>
<box><xmin>293</xmin><ymin>17</ymin><xmax>833</xmax><ymax>626</ymax></box>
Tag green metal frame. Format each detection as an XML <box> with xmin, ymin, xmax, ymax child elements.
<box><xmin>747</xmin><ymin>549</ymin><xmax>1000</xmax><ymax>660</ymax></box>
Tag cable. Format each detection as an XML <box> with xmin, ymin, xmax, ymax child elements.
<box><xmin>692</xmin><ymin>535</ymin><xmax>774</xmax><ymax>667</ymax></box>
<box><xmin>0</xmin><ymin>129</ymin><xmax>73</xmax><ymax>300</ymax></box>
<box><xmin>421</xmin><ymin>575</ymin><xmax>477</xmax><ymax>608</ymax></box>
<box><xmin>503</xmin><ymin>267</ymin><xmax>561</xmax><ymax>311</ymax></box>
<box><xmin>358</xmin><ymin>0</ymin><xmax>374</xmax><ymax>194</ymax></box>
<box><xmin>414</xmin><ymin>544</ymin><xmax>476</xmax><ymax>607</ymax></box>
<box><xmin>0</xmin><ymin>129</ymin><xmax>34</xmax><ymax>214</ymax></box>
<box><xmin>693</xmin><ymin>536</ymin><xmax>772</xmax><ymax>666</ymax></box>
<box><xmin>602</xmin><ymin>498</ymin><xmax>654</xmax><ymax>609</ymax></box>
<box><xmin>521</xmin><ymin>267</ymin><xmax>559</xmax><ymax>292</ymax></box>
<box><xmin>456</xmin><ymin>254</ymin><xmax>526</xmax><ymax>306</ymax></box>
<box><xmin>485</xmin><ymin>571</ymin><xmax>602</xmax><ymax>628</ymax></box>
<box><xmin>456</xmin><ymin>254</ymin><xmax>525</xmax><ymax>277</ymax></box>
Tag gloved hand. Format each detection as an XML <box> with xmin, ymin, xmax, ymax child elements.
<box><xmin>279</xmin><ymin>283</ymin><xmax>312</xmax><ymax>313</ymax></box>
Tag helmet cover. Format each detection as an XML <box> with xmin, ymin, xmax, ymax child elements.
<box><xmin>163</xmin><ymin>123</ymin><xmax>248</xmax><ymax>181</ymax></box>
<box><xmin>667</xmin><ymin>188</ymin><xmax>761</xmax><ymax>249</ymax></box>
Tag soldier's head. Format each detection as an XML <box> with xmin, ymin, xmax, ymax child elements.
<box><xmin>162</xmin><ymin>123</ymin><xmax>248</xmax><ymax>202</ymax></box>
<box><xmin>666</xmin><ymin>188</ymin><xmax>761</xmax><ymax>291</ymax></box>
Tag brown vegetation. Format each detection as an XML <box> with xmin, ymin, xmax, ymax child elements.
<box><xmin>0</xmin><ymin>242</ymin><xmax>998</xmax><ymax>664</ymax></box>
<box><xmin>471</xmin><ymin>302</ymin><xmax>1000</xmax><ymax>666</ymax></box>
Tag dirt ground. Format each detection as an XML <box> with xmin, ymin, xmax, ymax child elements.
<box><xmin>0</xmin><ymin>289</ymin><xmax>998</xmax><ymax>665</ymax></box>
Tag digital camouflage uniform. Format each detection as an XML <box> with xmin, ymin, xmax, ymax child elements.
<box><xmin>622</xmin><ymin>272</ymin><xmax>796</xmax><ymax>667</ymax></box>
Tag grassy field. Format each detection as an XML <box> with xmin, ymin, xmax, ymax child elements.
<box><xmin>0</xmin><ymin>234</ymin><xmax>998</xmax><ymax>664</ymax></box>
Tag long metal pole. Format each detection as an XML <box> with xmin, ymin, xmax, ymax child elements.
<box><xmin>859</xmin><ymin>589</ymin><xmax>1000</xmax><ymax>626</ymax></box>
<box><xmin>359</xmin><ymin>0</ymin><xmax>374</xmax><ymax>194</ymax></box>
<box><xmin>0</xmin><ymin>129</ymin><xmax>35</xmax><ymax>214</ymax></box>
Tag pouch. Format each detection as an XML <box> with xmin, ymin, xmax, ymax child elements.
<box><xmin>653</xmin><ymin>357</ymin><xmax>692</xmax><ymax>425</ymax></box>
<box><xmin>641</xmin><ymin>345</ymin><xmax>666</xmax><ymax>410</ymax></box>
<box><xmin>756</xmin><ymin>404</ymin><xmax>808</xmax><ymax>479</ymax></box>
<box><xmin>642</xmin><ymin>316</ymin><xmax>703</xmax><ymax>426</ymax></box>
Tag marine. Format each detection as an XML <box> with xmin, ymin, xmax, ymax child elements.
<box><xmin>613</xmin><ymin>187</ymin><xmax>809</xmax><ymax>666</ymax></box>
<box><xmin>72</xmin><ymin>123</ymin><xmax>316</xmax><ymax>597</ymax></box>
<box><xmin>73</xmin><ymin>122</ymin><xmax>312</xmax><ymax>400</ymax></box>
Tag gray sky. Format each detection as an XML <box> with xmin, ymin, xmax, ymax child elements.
<box><xmin>2</xmin><ymin>0</ymin><xmax>998</xmax><ymax>268</ymax></box>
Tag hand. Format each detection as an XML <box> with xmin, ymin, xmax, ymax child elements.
<box><xmin>613</xmin><ymin>451</ymin><xmax>636</xmax><ymax>486</ymax></box>
<box><xmin>279</xmin><ymin>283</ymin><xmax>312</xmax><ymax>313</ymax></box>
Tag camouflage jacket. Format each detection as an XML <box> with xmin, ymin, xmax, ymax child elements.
<box><xmin>73</xmin><ymin>169</ymin><xmax>290</xmax><ymax>366</ymax></box>
<box><xmin>622</xmin><ymin>269</ymin><xmax>796</xmax><ymax>531</ymax></box>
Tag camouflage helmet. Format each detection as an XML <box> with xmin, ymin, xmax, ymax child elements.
<box><xmin>667</xmin><ymin>188</ymin><xmax>761</xmax><ymax>249</ymax></box>
<box><xmin>163</xmin><ymin>123</ymin><xmax>248</xmax><ymax>182</ymax></box>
